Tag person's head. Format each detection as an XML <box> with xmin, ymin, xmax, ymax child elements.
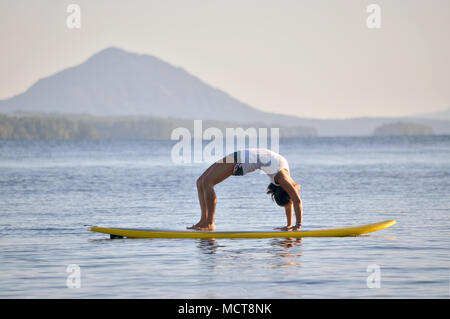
<box><xmin>267</xmin><ymin>183</ymin><xmax>291</xmax><ymax>206</ymax></box>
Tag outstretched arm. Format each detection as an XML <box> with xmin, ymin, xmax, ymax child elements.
<box><xmin>277</xmin><ymin>170</ymin><xmax>303</xmax><ymax>230</ymax></box>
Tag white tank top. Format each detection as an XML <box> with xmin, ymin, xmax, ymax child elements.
<box><xmin>236</xmin><ymin>149</ymin><xmax>289</xmax><ymax>185</ymax></box>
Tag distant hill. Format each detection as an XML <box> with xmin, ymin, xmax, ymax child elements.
<box><xmin>0</xmin><ymin>47</ymin><xmax>449</xmax><ymax>136</ymax></box>
<box><xmin>373</xmin><ymin>122</ymin><xmax>435</xmax><ymax>136</ymax></box>
<box><xmin>291</xmin><ymin>117</ymin><xmax>449</xmax><ymax>136</ymax></box>
<box><xmin>0</xmin><ymin>47</ymin><xmax>306</xmax><ymax>126</ymax></box>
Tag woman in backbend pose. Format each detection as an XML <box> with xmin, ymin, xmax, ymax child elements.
<box><xmin>187</xmin><ymin>148</ymin><xmax>303</xmax><ymax>231</ymax></box>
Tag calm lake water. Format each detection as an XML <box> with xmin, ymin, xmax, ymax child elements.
<box><xmin>0</xmin><ymin>136</ymin><xmax>449</xmax><ymax>298</ymax></box>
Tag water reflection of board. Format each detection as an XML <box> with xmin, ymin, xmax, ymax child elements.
<box><xmin>89</xmin><ymin>220</ymin><xmax>396</xmax><ymax>239</ymax></box>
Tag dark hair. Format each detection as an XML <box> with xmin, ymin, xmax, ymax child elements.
<box><xmin>267</xmin><ymin>183</ymin><xmax>291</xmax><ymax>206</ymax></box>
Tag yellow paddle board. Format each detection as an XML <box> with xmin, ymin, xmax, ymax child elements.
<box><xmin>89</xmin><ymin>219</ymin><xmax>396</xmax><ymax>239</ymax></box>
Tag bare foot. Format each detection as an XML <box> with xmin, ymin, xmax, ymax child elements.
<box><xmin>197</xmin><ymin>223</ymin><xmax>215</xmax><ymax>231</ymax></box>
<box><xmin>187</xmin><ymin>221</ymin><xmax>204</xmax><ymax>230</ymax></box>
<box><xmin>187</xmin><ymin>221</ymin><xmax>215</xmax><ymax>231</ymax></box>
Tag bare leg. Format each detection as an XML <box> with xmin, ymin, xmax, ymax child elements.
<box><xmin>187</xmin><ymin>162</ymin><xmax>223</xmax><ymax>229</ymax></box>
<box><xmin>186</xmin><ymin>179</ymin><xmax>208</xmax><ymax>229</ymax></box>
<box><xmin>188</xmin><ymin>161</ymin><xmax>235</xmax><ymax>231</ymax></box>
<box><xmin>197</xmin><ymin>162</ymin><xmax>234</xmax><ymax>231</ymax></box>
<box><xmin>203</xmin><ymin>184</ymin><xmax>217</xmax><ymax>229</ymax></box>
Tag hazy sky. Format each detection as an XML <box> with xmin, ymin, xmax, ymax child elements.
<box><xmin>1</xmin><ymin>0</ymin><xmax>449</xmax><ymax>119</ymax></box>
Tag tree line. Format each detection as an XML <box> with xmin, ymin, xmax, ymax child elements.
<box><xmin>0</xmin><ymin>113</ymin><xmax>317</xmax><ymax>140</ymax></box>
<box><xmin>0</xmin><ymin>115</ymin><xmax>98</xmax><ymax>140</ymax></box>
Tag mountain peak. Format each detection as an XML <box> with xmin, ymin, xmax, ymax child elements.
<box><xmin>86</xmin><ymin>46</ymin><xmax>137</xmax><ymax>63</ymax></box>
<box><xmin>91</xmin><ymin>46</ymin><xmax>138</xmax><ymax>58</ymax></box>
<box><xmin>0</xmin><ymin>47</ymin><xmax>278</xmax><ymax>122</ymax></box>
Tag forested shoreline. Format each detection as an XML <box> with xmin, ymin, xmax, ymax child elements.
<box><xmin>0</xmin><ymin>115</ymin><xmax>98</xmax><ymax>140</ymax></box>
<box><xmin>373</xmin><ymin>122</ymin><xmax>435</xmax><ymax>136</ymax></box>
<box><xmin>0</xmin><ymin>113</ymin><xmax>317</xmax><ymax>140</ymax></box>
<box><xmin>1</xmin><ymin>114</ymin><xmax>441</xmax><ymax>140</ymax></box>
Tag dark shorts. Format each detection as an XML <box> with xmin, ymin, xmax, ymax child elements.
<box><xmin>232</xmin><ymin>151</ymin><xmax>244</xmax><ymax>176</ymax></box>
